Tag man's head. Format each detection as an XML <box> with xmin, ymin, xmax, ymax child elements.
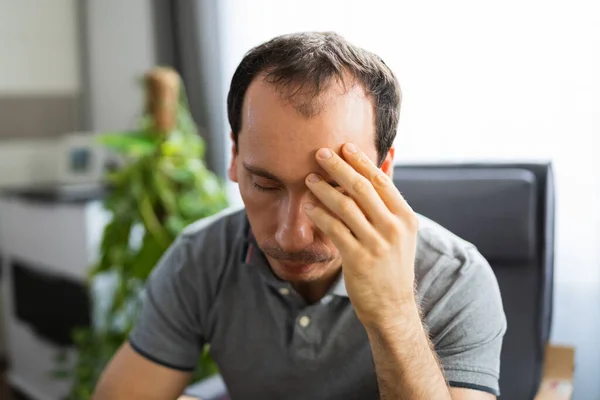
<box><xmin>227</xmin><ymin>32</ymin><xmax>402</xmax><ymax>287</ymax></box>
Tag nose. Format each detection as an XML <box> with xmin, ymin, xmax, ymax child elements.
<box><xmin>275</xmin><ymin>193</ymin><xmax>315</xmax><ymax>253</ymax></box>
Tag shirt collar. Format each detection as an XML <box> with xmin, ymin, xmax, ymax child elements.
<box><xmin>329</xmin><ymin>271</ymin><xmax>348</xmax><ymax>297</ymax></box>
<box><xmin>242</xmin><ymin>229</ymin><xmax>280</xmax><ymax>285</ymax></box>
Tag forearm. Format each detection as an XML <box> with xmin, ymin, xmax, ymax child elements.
<box><xmin>365</xmin><ymin>302</ymin><xmax>451</xmax><ymax>400</ymax></box>
<box><xmin>303</xmin><ymin>144</ymin><xmax>452</xmax><ymax>397</ymax></box>
<box><xmin>93</xmin><ymin>342</ymin><xmax>192</xmax><ymax>400</ymax></box>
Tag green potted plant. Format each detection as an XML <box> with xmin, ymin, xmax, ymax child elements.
<box><xmin>56</xmin><ymin>67</ymin><xmax>227</xmax><ymax>399</ymax></box>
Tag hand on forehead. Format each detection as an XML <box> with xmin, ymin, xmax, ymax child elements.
<box><xmin>239</xmin><ymin>77</ymin><xmax>379</xmax><ymax>183</ymax></box>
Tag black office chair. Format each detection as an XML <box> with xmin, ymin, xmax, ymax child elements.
<box><xmin>186</xmin><ymin>162</ymin><xmax>555</xmax><ymax>399</ymax></box>
<box><xmin>393</xmin><ymin>162</ymin><xmax>555</xmax><ymax>399</ymax></box>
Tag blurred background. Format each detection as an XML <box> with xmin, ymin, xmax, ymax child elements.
<box><xmin>0</xmin><ymin>0</ymin><xmax>598</xmax><ymax>399</ymax></box>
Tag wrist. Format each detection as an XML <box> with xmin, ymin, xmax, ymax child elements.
<box><xmin>363</xmin><ymin>297</ymin><xmax>422</xmax><ymax>335</ymax></box>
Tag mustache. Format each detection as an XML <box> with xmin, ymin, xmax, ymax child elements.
<box><xmin>261</xmin><ymin>244</ymin><xmax>334</xmax><ymax>264</ymax></box>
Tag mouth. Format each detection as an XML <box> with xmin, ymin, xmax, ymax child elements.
<box><xmin>277</xmin><ymin>260</ymin><xmax>317</xmax><ymax>274</ymax></box>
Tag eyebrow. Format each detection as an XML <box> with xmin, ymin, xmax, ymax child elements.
<box><xmin>243</xmin><ymin>162</ymin><xmax>340</xmax><ymax>187</ymax></box>
<box><xmin>243</xmin><ymin>162</ymin><xmax>284</xmax><ymax>183</ymax></box>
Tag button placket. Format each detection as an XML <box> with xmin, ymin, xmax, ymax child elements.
<box><xmin>290</xmin><ymin>306</ymin><xmax>325</xmax><ymax>361</ymax></box>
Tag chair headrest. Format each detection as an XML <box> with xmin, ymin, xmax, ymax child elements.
<box><xmin>393</xmin><ymin>166</ymin><xmax>541</xmax><ymax>263</ymax></box>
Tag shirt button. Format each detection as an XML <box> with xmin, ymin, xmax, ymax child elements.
<box><xmin>279</xmin><ymin>287</ymin><xmax>290</xmax><ymax>296</ymax></box>
<box><xmin>298</xmin><ymin>315</ymin><xmax>311</xmax><ymax>328</ymax></box>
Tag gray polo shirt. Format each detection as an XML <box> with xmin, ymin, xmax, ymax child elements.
<box><xmin>129</xmin><ymin>207</ymin><xmax>506</xmax><ymax>399</ymax></box>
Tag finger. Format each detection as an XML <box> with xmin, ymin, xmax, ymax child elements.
<box><xmin>305</xmin><ymin>173</ymin><xmax>381</xmax><ymax>247</ymax></box>
<box><xmin>341</xmin><ymin>143</ymin><xmax>413</xmax><ymax>217</ymax></box>
<box><xmin>314</xmin><ymin>147</ymin><xmax>389</xmax><ymax>225</ymax></box>
<box><xmin>303</xmin><ymin>201</ymin><xmax>361</xmax><ymax>257</ymax></box>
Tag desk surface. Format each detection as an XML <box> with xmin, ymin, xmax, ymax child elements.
<box><xmin>0</xmin><ymin>183</ymin><xmax>107</xmax><ymax>204</ymax></box>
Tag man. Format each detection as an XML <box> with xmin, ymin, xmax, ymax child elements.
<box><xmin>94</xmin><ymin>32</ymin><xmax>506</xmax><ymax>399</ymax></box>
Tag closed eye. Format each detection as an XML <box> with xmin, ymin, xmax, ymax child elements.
<box><xmin>253</xmin><ymin>183</ymin><xmax>279</xmax><ymax>192</ymax></box>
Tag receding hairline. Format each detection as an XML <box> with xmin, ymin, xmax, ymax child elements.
<box><xmin>253</xmin><ymin>69</ymin><xmax>374</xmax><ymax>119</ymax></box>
<box><xmin>227</xmin><ymin>31</ymin><xmax>402</xmax><ymax>165</ymax></box>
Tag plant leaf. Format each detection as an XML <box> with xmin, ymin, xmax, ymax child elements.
<box><xmin>130</xmin><ymin>232</ymin><xmax>165</xmax><ymax>280</ymax></box>
<box><xmin>66</xmin><ymin>71</ymin><xmax>229</xmax><ymax>398</ymax></box>
<box><xmin>97</xmin><ymin>132</ymin><xmax>158</xmax><ymax>157</ymax></box>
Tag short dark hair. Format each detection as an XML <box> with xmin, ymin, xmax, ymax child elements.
<box><xmin>226</xmin><ymin>31</ymin><xmax>402</xmax><ymax>165</ymax></box>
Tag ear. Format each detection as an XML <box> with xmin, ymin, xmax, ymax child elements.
<box><xmin>228</xmin><ymin>132</ymin><xmax>239</xmax><ymax>183</ymax></box>
<box><xmin>380</xmin><ymin>147</ymin><xmax>395</xmax><ymax>178</ymax></box>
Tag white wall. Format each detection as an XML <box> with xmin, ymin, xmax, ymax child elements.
<box><xmin>0</xmin><ymin>0</ymin><xmax>158</xmax><ymax>131</ymax></box>
<box><xmin>0</xmin><ymin>0</ymin><xmax>80</xmax><ymax>94</ymax></box>
<box><xmin>85</xmin><ymin>0</ymin><xmax>157</xmax><ymax>131</ymax></box>
<box><xmin>217</xmin><ymin>0</ymin><xmax>600</xmax><ymax>287</ymax></box>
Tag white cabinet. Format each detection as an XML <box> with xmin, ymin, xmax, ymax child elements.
<box><xmin>0</xmin><ymin>191</ymin><xmax>107</xmax><ymax>400</ymax></box>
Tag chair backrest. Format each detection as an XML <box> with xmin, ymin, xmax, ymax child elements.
<box><xmin>393</xmin><ymin>163</ymin><xmax>554</xmax><ymax>399</ymax></box>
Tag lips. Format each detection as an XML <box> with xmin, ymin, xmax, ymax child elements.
<box><xmin>278</xmin><ymin>261</ymin><xmax>315</xmax><ymax>274</ymax></box>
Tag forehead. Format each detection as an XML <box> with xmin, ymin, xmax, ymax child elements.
<box><xmin>238</xmin><ymin>77</ymin><xmax>377</xmax><ymax>181</ymax></box>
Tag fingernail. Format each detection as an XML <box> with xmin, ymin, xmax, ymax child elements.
<box><xmin>303</xmin><ymin>202</ymin><xmax>315</xmax><ymax>210</ymax></box>
<box><xmin>345</xmin><ymin>143</ymin><xmax>357</xmax><ymax>153</ymax></box>
<box><xmin>307</xmin><ymin>173</ymin><xmax>321</xmax><ymax>183</ymax></box>
<box><xmin>317</xmin><ymin>148</ymin><xmax>332</xmax><ymax>159</ymax></box>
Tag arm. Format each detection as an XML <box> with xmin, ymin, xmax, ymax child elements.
<box><xmin>366</xmin><ymin>309</ymin><xmax>495</xmax><ymax>399</ymax></box>
<box><xmin>93</xmin><ymin>235</ymin><xmax>208</xmax><ymax>399</ymax></box>
<box><xmin>365</xmin><ymin>258</ymin><xmax>502</xmax><ymax>400</ymax></box>
<box><xmin>93</xmin><ymin>342</ymin><xmax>192</xmax><ymax>400</ymax></box>
<box><xmin>366</xmin><ymin>302</ymin><xmax>451</xmax><ymax>399</ymax></box>
<box><xmin>305</xmin><ymin>144</ymin><xmax>496</xmax><ymax>399</ymax></box>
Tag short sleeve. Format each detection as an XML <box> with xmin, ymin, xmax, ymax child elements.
<box><xmin>129</xmin><ymin>236</ymin><xmax>204</xmax><ymax>371</ymax></box>
<box><xmin>422</xmin><ymin>249</ymin><xmax>507</xmax><ymax>396</ymax></box>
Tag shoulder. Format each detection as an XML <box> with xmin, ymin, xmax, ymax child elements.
<box><xmin>414</xmin><ymin>214</ymin><xmax>504</xmax><ymax>329</ymax></box>
<box><xmin>415</xmin><ymin>214</ymin><xmax>478</xmax><ymax>267</ymax></box>
<box><xmin>152</xmin><ymin>205</ymin><xmax>248</xmax><ymax>284</ymax></box>
<box><xmin>413</xmin><ymin>216</ymin><xmax>506</xmax><ymax>393</ymax></box>
<box><xmin>414</xmin><ymin>213</ymin><xmax>493</xmax><ymax>287</ymax></box>
<box><xmin>145</xmin><ymin>206</ymin><xmax>249</xmax><ymax>310</ymax></box>
<box><xmin>177</xmin><ymin>205</ymin><xmax>248</xmax><ymax>257</ymax></box>
<box><xmin>182</xmin><ymin>204</ymin><xmax>247</xmax><ymax>241</ymax></box>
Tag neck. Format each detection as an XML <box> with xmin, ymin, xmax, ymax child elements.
<box><xmin>291</xmin><ymin>269</ymin><xmax>341</xmax><ymax>304</ymax></box>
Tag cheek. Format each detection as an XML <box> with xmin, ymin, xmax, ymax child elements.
<box><xmin>239</xmin><ymin>179</ymin><xmax>278</xmax><ymax>207</ymax></box>
<box><xmin>240</xmin><ymin>190</ymin><xmax>276</xmax><ymax>212</ymax></box>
